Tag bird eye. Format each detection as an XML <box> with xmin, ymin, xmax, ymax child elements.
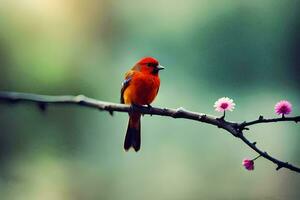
<box><xmin>147</xmin><ymin>63</ymin><xmax>157</xmax><ymax>67</ymax></box>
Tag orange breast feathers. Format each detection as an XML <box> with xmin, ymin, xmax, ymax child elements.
<box><xmin>122</xmin><ymin>70</ymin><xmax>160</xmax><ymax>105</ymax></box>
<box><xmin>120</xmin><ymin>57</ymin><xmax>164</xmax><ymax>106</ymax></box>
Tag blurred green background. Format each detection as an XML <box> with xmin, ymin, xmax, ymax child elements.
<box><xmin>0</xmin><ymin>0</ymin><xmax>300</xmax><ymax>199</ymax></box>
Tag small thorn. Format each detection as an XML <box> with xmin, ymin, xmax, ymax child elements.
<box><xmin>199</xmin><ymin>114</ymin><xmax>206</xmax><ymax>120</ymax></box>
<box><xmin>108</xmin><ymin>110</ymin><xmax>114</xmax><ymax>116</ymax></box>
<box><xmin>259</xmin><ymin>115</ymin><xmax>264</xmax><ymax>120</ymax></box>
<box><xmin>276</xmin><ymin>165</ymin><xmax>282</xmax><ymax>170</ymax></box>
<box><xmin>252</xmin><ymin>142</ymin><xmax>257</xmax><ymax>145</ymax></box>
<box><xmin>38</xmin><ymin>102</ymin><xmax>47</xmax><ymax>112</ymax></box>
<box><xmin>238</xmin><ymin>122</ymin><xmax>249</xmax><ymax>131</ymax></box>
<box><xmin>147</xmin><ymin>104</ymin><xmax>153</xmax><ymax>116</ymax></box>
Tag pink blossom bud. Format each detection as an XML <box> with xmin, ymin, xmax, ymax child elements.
<box><xmin>242</xmin><ymin>158</ymin><xmax>254</xmax><ymax>171</ymax></box>
<box><xmin>274</xmin><ymin>100</ymin><xmax>292</xmax><ymax>116</ymax></box>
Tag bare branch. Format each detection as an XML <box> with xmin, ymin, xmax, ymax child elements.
<box><xmin>0</xmin><ymin>91</ymin><xmax>299</xmax><ymax>173</ymax></box>
<box><xmin>241</xmin><ymin>115</ymin><xmax>300</xmax><ymax>127</ymax></box>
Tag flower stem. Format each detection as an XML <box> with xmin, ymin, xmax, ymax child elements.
<box><xmin>222</xmin><ymin>111</ymin><xmax>226</xmax><ymax>119</ymax></box>
<box><xmin>252</xmin><ymin>154</ymin><xmax>262</xmax><ymax>161</ymax></box>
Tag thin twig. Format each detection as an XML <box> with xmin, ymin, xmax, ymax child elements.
<box><xmin>241</xmin><ymin>115</ymin><xmax>300</xmax><ymax>127</ymax></box>
<box><xmin>0</xmin><ymin>91</ymin><xmax>299</xmax><ymax>173</ymax></box>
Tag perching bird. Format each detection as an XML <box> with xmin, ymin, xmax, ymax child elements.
<box><xmin>120</xmin><ymin>57</ymin><xmax>164</xmax><ymax>151</ymax></box>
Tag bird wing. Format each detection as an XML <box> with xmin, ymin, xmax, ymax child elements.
<box><xmin>120</xmin><ymin>70</ymin><xmax>135</xmax><ymax>103</ymax></box>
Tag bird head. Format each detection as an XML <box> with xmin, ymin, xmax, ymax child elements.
<box><xmin>134</xmin><ymin>57</ymin><xmax>165</xmax><ymax>75</ymax></box>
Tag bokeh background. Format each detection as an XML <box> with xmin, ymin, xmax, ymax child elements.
<box><xmin>0</xmin><ymin>0</ymin><xmax>300</xmax><ymax>199</ymax></box>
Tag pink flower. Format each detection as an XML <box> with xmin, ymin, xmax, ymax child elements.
<box><xmin>242</xmin><ymin>158</ymin><xmax>254</xmax><ymax>171</ymax></box>
<box><xmin>214</xmin><ymin>97</ymin><xmax>235</xmax><ymax>112</ymax></box>
<box><xmin>274</xmin><ymin>100</ymin><xmax>292</xmax><ymax>116</ymax></box>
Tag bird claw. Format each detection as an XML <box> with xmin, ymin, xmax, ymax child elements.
<box><xmin>129</xmin><ymin>104</ymin><xmax>138</xmax><ymax>114</ymax></box>
<box><xmin>130</xmin><ymin>104</ymin><xmax>145</xmax><ymax>114</ymax></box>
<box><xmin>147</xmin><ymin>104</ymin><xmax>153</xmax><ymax>116</ymax></box>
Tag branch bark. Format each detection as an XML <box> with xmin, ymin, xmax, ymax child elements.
<box><xmin>0</xmin><ymin>91</ymin><xmax>299</xmax><ymax>173</ymax></box>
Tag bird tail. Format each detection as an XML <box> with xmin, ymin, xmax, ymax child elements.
<box><xmin>124</xmin><ymin>112</ymin><xmax>141</xmax><ymax>152</ymax></box>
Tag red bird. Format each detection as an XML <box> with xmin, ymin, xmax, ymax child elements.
<box><xmin>121</xmin><ymin>57</ymin><xmax>164</xmax><ymax>151</ymax></box>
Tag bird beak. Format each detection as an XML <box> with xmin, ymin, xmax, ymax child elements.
<box><xmin>157</xmin><ymin>65</ymin><xmax>165</xmax><ymax>71</ymax></box>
